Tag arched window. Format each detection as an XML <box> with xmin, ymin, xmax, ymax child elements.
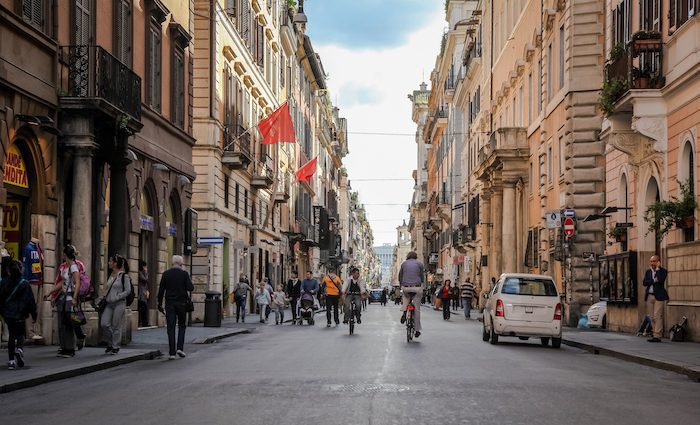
<box><xmin>618</xmin><ymin>173</ymin><xmax>629</xmax><ymax>223</ymax></box>
<box><xmin>679</xmin><ymin>140</ymin><xmax>696</xmax><ymax>241</ymax></box>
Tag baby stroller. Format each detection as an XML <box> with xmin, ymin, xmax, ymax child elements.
<box><xmin>298</xmin><ymin>292</ymin><xmax>316</xmax><ymax>325</ymax></box>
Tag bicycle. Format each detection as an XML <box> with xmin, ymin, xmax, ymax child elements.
<box><xmin>405</xmin><ymin>291</ymin><xmax>417</xmax><ymax>343</ymax></box>
<box><xmin>349</xmin><ymin>298</ymin><xmax>357</xmax><ymax>335</ymax></box>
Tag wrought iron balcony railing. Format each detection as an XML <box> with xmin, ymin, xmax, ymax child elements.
<box><xmin>60</xmin><ymin>45</ymin><xmax>141</xmax><ymax>120</ymax></box>
<box><xmin>605</xmin><ymin>36</ymin><xmax>664</xmax><ymax>105</ymax></box>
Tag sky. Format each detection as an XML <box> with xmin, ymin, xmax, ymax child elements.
<box><xmin>304</xmin><ymin>0</ymin><xmax>446</xmax><ymax>246</ymax></box>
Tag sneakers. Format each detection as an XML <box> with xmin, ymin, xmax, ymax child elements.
<box><xmin>8</xmin><ymin>360</ymin><xmax>16</xmax><ymax>370</ymax></box>
<box><xmin>648</xmin><ymin>337</ymin><xmax>662</xmax><ymax>343</ymax></box>
<box><xmin>357</xmin><ymin>318</ymin><xmax>362</xmax><ymax>324</ymax></box>
<box><xmin>77</xmin><ymin>338</ymin><xmax>85</xmax><ymax>350</ymax></box>
<box><xmin>168</xmin><ymin>355</ymin><xmax>176</xmax><ymax>360</ymax></box>
<box><xmin>15</xmin><ymin>348</ymin><xmax>24</xmax><ymax>368</ymax></box>
<box><xmin>56</xmin><ymin>350</ymin><xmax>75</xmax><ymax>358</ymax></box>
<box><xmin>111</xmin><ymin>347</ymin><xmax>120</xmax><ymax>355</ymax></box>
<box><xmin>400</xmin><ymin>312</ymin><xmax>407</xmax><ymax>324</ymax></box>
<box><xmin>105</xmin><ymin>346</ymin><xmax>114</xmax><ymax>354</ymax></box>
<box><xmin>414</xmin><ymin>331</ymin><xmax>421</xmax><ymax>338</ymax></box>
<box><xmin>176</xmin><ymin>350</ymin><xmax>186</xmax><ymax>358</ymax></box>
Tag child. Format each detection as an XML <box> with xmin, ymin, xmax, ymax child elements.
<box><xmin>272</xmin><ymin>285</ymin><xmax>288</xmax><ymax>325</ymax></box>
<box><xmin>255</xmin><ymin>281</ymin><xmax>271</xmax><ymax>323</ymax></box>
<box><xmin>0</xmin><ymin>260</ymin><xmax>37</xmax><ymax>369</ymax></box>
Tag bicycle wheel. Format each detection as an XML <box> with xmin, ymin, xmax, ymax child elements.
<box><xmin>349</xmin><ymin>320</ymin><xmax>354</xmax><ymax>335</ymax></box>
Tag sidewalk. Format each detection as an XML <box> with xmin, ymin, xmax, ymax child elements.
<box><xmin>562</xmin><ymin>329</ymin><xmax>700</xmax><ymax>381</ymax></box>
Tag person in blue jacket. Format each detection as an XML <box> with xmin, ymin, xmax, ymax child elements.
<box><xmin>0</xmin><ymin>260</ymin><xmax>37</xmax><ymax>369</ymax></box>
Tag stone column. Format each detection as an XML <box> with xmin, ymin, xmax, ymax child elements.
<box><xmin>502</xmin><ymin>183</ymin><xmax>517</xmax><ymax>273</ymax></box>
<box><xmin>479</xmin><ymin>193</ymin><xmax>492</xmax><ymax>305</ymax></box>
<box><xmin>108</xmin><ymin>157</ymin><xmax>130</xmax><ymax>258</ymax></box>
<box><xmin>492</xmin><ymin>189</ymin><xmax>503</xmax><ymax>278</ymax></box>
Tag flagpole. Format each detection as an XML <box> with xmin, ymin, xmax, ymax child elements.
<box><xmin>222</xmin><ymin>126</ymin><xmax>253</xmax><ymax>152</ymax></box>
<box><xmin>222</xmin><ymin>102</ymin><xmax>288</xmax><ymax>152</ymax></box>
<box><xmin>261</xmin><ymin>140</ymin><xmax>279</xmax><ymax>231</ymax></box>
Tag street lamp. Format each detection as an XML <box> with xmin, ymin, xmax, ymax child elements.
<box><xmin>293</xmin><ymin>0</ymin><xmax>308</xmax><ymax>24</ymax></box>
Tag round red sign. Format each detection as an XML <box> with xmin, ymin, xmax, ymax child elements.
<box><xmin>564</xmin><ymin>217</ymin><xmax>575</xmax><ymax>237</ymax></box>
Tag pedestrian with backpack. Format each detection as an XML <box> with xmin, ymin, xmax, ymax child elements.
<box><xmin>233</xmin><ymin>274</ymin><xmax>252</xmax><ymax>323</ymax></box>
<box><xmin>0</xmin><ymin>260</ymin><xmax>37</xmax><ymax>369</ymax></box>
<box><xmin>98</xmin><ymin>254</ymin><xmax>132</xmax><ymax>354</ymax></box>
<box><xmin>46</xmin><ymin>245</ymin><xmax>87</xmax><ymax>357</ymax></box>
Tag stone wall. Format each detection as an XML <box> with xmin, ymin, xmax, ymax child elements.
<box><xmin>665</xmin><ymin>242</ymin><xmax>700</xmax><ymax>342</ymax></box>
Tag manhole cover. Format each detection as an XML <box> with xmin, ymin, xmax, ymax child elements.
<box><xmin>329</xmin><ymin>383</ymin><xmax>411</xmax><ymax>394</ymax></box>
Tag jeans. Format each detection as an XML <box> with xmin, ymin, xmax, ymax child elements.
<box><xmin>442</xmin><ymin>298</ymin><xmax>451</xmax><ymax>320</ymax></box>
<box><xmin>289</xmin><ymin>297</ymin><xmax>298</xmax><ymax>322</ymax></box>
<box><xmin>343</xmin><ymin>294</ymin><xmax>362</xmax><ymax>322</ymax></box>
<box><xmin>401</xmin><ymin>286</ymin><xmax>423</xmax><ymax>331</ymax></box>
<box><xmin>165</xmin><ymin>305</ymin><xmax>187</xmax><ymax>356</ymax></box>
<box><xmin>273</xmin><ymin>305</ymin><xmax>285</xmax><ymax>323</ymax></box>
<box><xmin>326</xmin><ymin>295</ymin><xmax>340</xmax><ymax>324</ymax></box>
<box><xmin>101</xmin><ymin>301</ymin><xmax>126</xmax><ymax>348</ymax></box>
<box><xmin>462</xmin><ymin>297</ymin><xmax>472</xmax><ymax>318</ymax></box>
<box><xmin>258</xmin><ymin>303</ymin><xmax>268</xmax><ymax>322</ymax></box>
<box><xmin>6</xmin><ymin>319</ymin><xmax>25</xmax><ymax>361</ymax></box>
<box><xmin>235</xmin><ymin>296</ymin><xmax>247</xmax><ymax>322</ymax></box>
<box><xmin>138</xmin><ymin>300</ymin><xmax>149</xmax><ymax>327</ymax></box>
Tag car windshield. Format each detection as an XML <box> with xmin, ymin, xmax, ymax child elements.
<box><xmin>501</xmin><ymin>278</ymin><xmax>558</xmax><ymax>296</ymax></box>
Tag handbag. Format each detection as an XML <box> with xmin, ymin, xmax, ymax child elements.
<box><xmin>96</xmin><ymin>298</ymin><xmax>107</xmax><ymax>314</ymax></box>
<box><xmin>185</xmin><ymin>292</ymin><xmax>195</xmax><ymax>313</ymax></box>
<box><xmin>69</xmin><ymin>306</ymin><xmax>87</xmax><ymax>326</ymax></box>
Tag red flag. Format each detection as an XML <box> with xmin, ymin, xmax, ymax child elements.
<box><xmin>258</xmin><ymin>102</ymin><xmax>295</xmax><ymax>145</ymax></box>
<box><xmin>295</xmin><ymin>157</ymin><xmax>318</xmax><ymax>183</ymax></box>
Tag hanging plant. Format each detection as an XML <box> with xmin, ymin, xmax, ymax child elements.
<box><xmin>607</xmin><ymin>226</ymin><xmax>627</xmax><ymax>242</ymax></box>
<box><xmin>609</xmin><ymin>42</ymin><xmax>626</xmax><ymax>61</ymax></box>
<box><xmin>599</xmin><ymin>77</ymin><xmax>629</xmax><ymax>115</ymax></box>
<box><xmin>644</xmin><ymin>180</ymin><xmax>697</xmax><ymax>242</ymax></box>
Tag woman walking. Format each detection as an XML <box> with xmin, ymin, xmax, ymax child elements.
<box><xmin>47</xmin><ymin>245</ymin><xmax>86</xmax><ymax>357</ymax></box>
<box><xmin>233</xmin><ymin>274</ymin><xmax>252</xmax><ymax>323</ymax></box>
<box><xmin>0</xmin><ymin>260</ymin><xmax>37</xmax><ymax>369</ymax></box>
<box><xmin>99</xmin><ymin>254</ymin><xmax>132</xmax><ymax>354</ymax></box>
<box><xmin>439</xmin><ymin>280</ymin><xmax>452</xmax><ymax>320</ymax></box>
<box><xmin>138</xmin><ymin>261</ymin><xmax>150</xmax><ymax>327</ymax></box>
<box><xmin>255</xmin><ymin>281</ymin><xmax>271</xmax><ymax>323</ymax></box>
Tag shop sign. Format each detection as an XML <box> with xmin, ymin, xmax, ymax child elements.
<box><xmin>140</xmin><ymin>214</ymin><xmax>154</xmax><ymax>231</ymax></box>
<box><xmin>3</xmin><ymin>145</ymin><xmax>29</xmax><ymax>189</ymax></box>
<box><xmin>167</xmin><ymin>223</ymin><xmax>177</xmax><ymax>236</ymax></box>
<box><xmin>2</xmin><ymin>201</ymin><xmax>21</xmax><ymax>259</ymax></box>
<box><xmin>428</xmin><ymin>252</ymin><xmax>438</xmax><ymax>264</ymax></box>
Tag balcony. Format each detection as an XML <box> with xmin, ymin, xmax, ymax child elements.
<box><xmin>60</xmin><ymin>45</ymin><xmax>142</xmax><ymax>127</ymax></box>
<box><xmin>273</xmin><ymin>174</ymin><xmax>290</xmax><ymax>203</ymax></box>
<box><xmin>222</xmin><ymin>127</ymin><xmax>252</xmax><ymax>170</ymax></box>
<box><xmin>326</xmin><ymin>190</ymin><xmax>340</xmax><ymax>222</ymax></box>
<box><xmin>444</xmin><ymin>73</ymin><xmax>456</xmax><ymax>101</ymax></box>
<box><xmin>436</xmin><ymin>190</ymin><xmax>451</xmax><ymax>223</ymax></box>
<box><xmin>475</xmin><ymin>128</ymin><xmax>528</xmax><ymax>175</ymax></box>
<box><xmin>251</xmin><ymin>156</ymin><xmax>274</xmax><ymax>188</ymax></box>
<box><xmin>603</xmin><ymin>34</ymin><xmax>665</xmax><ymax>113</ymax></box>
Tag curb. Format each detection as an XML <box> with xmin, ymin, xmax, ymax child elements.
<box><xmin>192</xmin><ymin>328</ymin><xmax>251</xmax><ymax>344</ymax></box>
<box><xmin>0</xmin><ymin>349</ymin><xmax>161</xmax><ymax>394</ymax></box>
<box><xmin>562</xmin><ymin>339</ymin><xmax>700</xmax><ymax>382</ymax></box>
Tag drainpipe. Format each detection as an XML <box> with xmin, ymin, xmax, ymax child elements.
<box><xmin>489</xmin><ymin>0</ymin><xmax>494</xmax><ymax>136</ymax></box>
<box><xmin>209</xmin><ymin>0</ymin><xmax>216</xmax><ymax>120</ymax></box>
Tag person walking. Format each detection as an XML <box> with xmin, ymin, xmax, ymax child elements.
<box><xmin>451</xmin><ymin>281</ymin><xmax>460</xmax><ymax>311</ymax></box>
<box><xmin>233</xmin><ymin>274</ymin><xmax>252</xmax><ymax>323</ymax></box>
<box><xmin>439</xmin><ymin>280</ymin><xmax>452</xmax><ymax>320</ymax></box>
<box><xmin>272</xmin><ymin>285</ymin><xmax>287</xmax><ymax>325</ymax></box>
<box><xmin>262</xmin><ymin>277</ymin><xmax>274</xmax><ymax>320</ymax></box>
<box><xmin>460</xmin><ymin>278</ymin><xmax>475</xmax><ymax>319</ymax></box>
<box><xmin>321</xmin><ymin>269</ymin><xmax>343</xmax><ymax>327</ymax></box>
<box><xmin>99</xmin><ymin>254</ymin><xmax>132</xmax><ymax>354</ymax></box>
<box><xmin>138</xmin><ymin>261</ymin><xmax>150</xmax><ymax>327</ymax></box>
<box><xmin>301</xmin><ymin>271</ymin><xmax>320</xmax><ymax>310</ymax></box>
<box><xmin>398</xmin><ymin>251</ymin><xmax>425</xmax><ymax>337</ymax></box>
<box><xmin>0</xmin><ymin>260</ymin><xmax>37</xmax><ymax>369</ymax></box>
<box><xmin>286</xmin><ymin>271</ymin><xmax>302</xmax><ymax>324</ymax></box>
<box><xmin>255</xmin><ymin>281</ymin><xmax>271</xmax><ymax>323</ymax></box>
<box><xmin>46</xmin><ymin>245</ymin><xmax>86</xmax><ymax>357</ymax></box>
<box><xmin>643</xmin><ymin>255</ymin><xmax>669</xmax><ymax>343</ymax></box>
<box><xmin>157</xmin><ymin>255</ymin><xmax>194</xmax><ymax>360</ymax></box>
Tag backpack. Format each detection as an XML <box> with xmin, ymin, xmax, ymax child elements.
<box><xmin>669</xmin><ymin>316</ymin><xmax>688</xmax><ymax>342</ymax></box>
<box><xmin>60</xmin><ymin>261</ymin><xmax>94</xmax><ymax>298</ymax></box>
<box><xmin>121</xmin><ymin>273</ymin><xmax>136</xmax><ymax>306</ymax></box>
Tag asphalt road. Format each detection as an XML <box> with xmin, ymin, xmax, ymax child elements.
<box><xmin>1</xmin><ymin>304</ymin><xmax>699</xmax><ymax>425</ymax></box>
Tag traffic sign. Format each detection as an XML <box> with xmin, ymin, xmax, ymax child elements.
<box><xmin>564</xmin><ymin>209</ymin><xmax>576</xmax><ymax>218</ymax></box>
<box><xmin>582</xmin><ymin>251</ymin><xmax>596</xmax><ymax>260</ymax></box>
<box><xmin>546</xmin><ymin>211</ymin><xmax>561</xmax><ymax>229</ymax></box>
<box><xmin>564</xmin><ymin>217</ymin><xmax>575</xmax><ymax>237</ymax></box>
<box><xmin>615</xmin><ymin>222</ymin><xmax>633</xmax><ymax>228</ymax></box>
<box><xmin>197</xmin><ymin>236</ymin><xmax>224</xmax><ymax>245</ymax></box>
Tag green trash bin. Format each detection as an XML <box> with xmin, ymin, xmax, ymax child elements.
<box><xmin>204</xmin><ymin>291</ymin><xmax>222</xmax><ymax>327</ymax></box>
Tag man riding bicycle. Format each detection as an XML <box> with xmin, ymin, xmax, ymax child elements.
<box><xmin>342</xmin><ymin>267</ymin><xmax>366</xmax><ymax>324</ymax></box>
<box><xmin>398</xmin><ymin>251</ymin><xmax>424</xmax><ymax>337</ymax></box>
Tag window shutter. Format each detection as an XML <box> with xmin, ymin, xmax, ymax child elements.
<box><xmin>76</xmin><ymin>0</ymin><xmax>92</xmax><ymax>45</ymax></box>
<box><xmin>30</xmin><ymin>0</ymin><xmax>43</xmax><ymax>29</ymax></box>
<box><xmin>241</xmin><ymin>1</ymin><xmax>250</xmax><ymax>47</ymax></box>
<box><xmin>22</xmin><ymin>0</ymin><xmax>32</xmax><ymax>20</ymax></box>
<box><xmin>226</xmin><ymin>0</ymin><xmax>237</xmax><ymax>17</ymax></box>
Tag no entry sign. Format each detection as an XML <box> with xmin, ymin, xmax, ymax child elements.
<box><xmin>564</xmin><ymin>217</ymin><xmax>575</xmax><ymax>238</ymax></box>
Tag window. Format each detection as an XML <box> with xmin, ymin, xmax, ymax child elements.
<box><xmin>518</xmin><ymin>86</ymin><xmax>524</xmax><ymax>126</ymax></box>
<box><xmin>244</xmin><ymin>189</ymin><xmax>249</xmax><ymax>218</ymax></box>
<box><xmin>559</xmin><ymin>136</ymin><xmax>565</xmax><ymax>177</ymax></box>
<box><xmin>512</xmin><ymin>97</ymin><xmax>517</xmax><ymax>126</ymax></box>
<box><xmin>74</xmin><ymin>0</ymin><xmax>92</xmax><ymax>45</ymax></box>
<box><xmin>224</xmin><ymin>175</ymin><xmax>230</xmax><ymax>208</ymax></box>
<box><xmin>528</xmin><ymin>73</ymin><xmax>533</xmax><ymax>124</ymax></box>
<box><xmin>640</xmin><ymin>0</ymin><xmax>661</xmax><ymax>31</ymax></box>
<box><xmin>547</xmin><ymin>145</ymin><xmax>553</xmax><ymax>183</ymax></box>
<box><xmin>501</xmin><ymin>277</ymin><xmax>557</xmax><ymax>296</ymax></box>
<box><xmin>171</xmin><ymin>43</ymin><xmax>185</xmax><ymax>128</ymax></box>
<box><xmin>670</xmin><ymin>0</ymin><xmax>698</xmax><ymax>30</ymax></box>
<box><xmin>114</xmin><ymin>0</ymin><xmax>132</xmax><ymax>66</ymax></box>
<box><xmin>505</xmin><ymin>107</ymin><xmax>509</xmax><ymax>127</ymax></box>
<box><xmin>559</xmin><ymin>25</ymin><xmax>565</xmax><ymax>89</ymax></box>
<box><xmin>22</xmin><ymin>0</ymin><xmax>44</xmax><ymax>32</ymax></box>
<box><xmin>613</xmin><ymin>0</ymin><xmax>631</xmax><ymax>45</ymax></box>
<box><xmin>529</xmin><ymin>161</ymin><xmax>534</xmax><ymax>193</ymax></box>
<box><xmin>280</xmin><ymin>52</ymin><xmax>285</xmax><ymax>89</ymax></box>
<box><xmin>524</xmin><ymin>228</ymin><xmax>540</xmax><ymax>268</ymax></box>
<box><xmin>537</xmin><ymin>59</ymin><xmax>542</xmax><ymax>112</ymax></box>
<box><xmin>147</xmin><ymin>21</ymin><xmax>162</xmax><ymax>111</ymax></box>
<box><xmin>235</xmin><ymin>183</ymin><xmax>240</xmax><ymax>213</ymax></box>
<box><xmin>538</xmin><ymin>154</ymin><xmax>543</xmax><ymax>188</ymax></box>
<box><xmin>547</xmin><ymin>44</ymin><xmax>553</xmax><ymax>100</ymax></box>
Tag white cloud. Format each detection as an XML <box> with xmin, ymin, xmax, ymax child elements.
<box><xmin>314</xmin><ymin>7</ymin><xmax>445</xmax><ymax>245</ymax></box>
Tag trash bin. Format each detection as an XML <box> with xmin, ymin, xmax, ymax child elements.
<box><xmin>204</xmin><ymin>291</ymin><xmax>222</xmax><ymax>327</ymax></box>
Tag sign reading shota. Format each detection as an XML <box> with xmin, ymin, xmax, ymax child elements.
<box><xmin>3</xmin><ymin>144</ymin><xmax>29</xmax><ymax>189</ymax></box>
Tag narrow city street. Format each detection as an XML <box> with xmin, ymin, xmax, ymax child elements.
<box><xmin>1</xmin><ymin>304</ymin><xmax>698</xmax><ymax>425</ymax></box>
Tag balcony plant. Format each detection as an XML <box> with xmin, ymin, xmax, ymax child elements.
<box><xmin>631</xmin><ymin>30</ymin><xmax>662</xmax><ymax>41</ymax></box>
<box><xmin>609</xmin><ymin>42</ymin><xmax>626</xmax><ymax>61</ymax></box>
<box><xmin>607</xmin><ymin>226</ymin><xmax>628</xmax><ymax>243</ymax></box>
<box><xmin>600</xmin><ymin>77</ymin><xmax>629</xmax><ymax>115</ymax></box>
<box><xmin>644</xmin><ymin>180</ymin><xmax>697</xmax><ymax>241</ymax></box>
<box><xmin>632</xmin><ymin>67</ymin><xmax>651</xmax><ymax>89</ymax></box>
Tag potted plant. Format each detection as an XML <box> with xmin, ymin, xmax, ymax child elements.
<box><xmin>608</xmin><ymin>226</ymin><xmax>628</xmax><ymax>242</ymax></box>
<box><xmin>609</xmin><ymin>42</ymin><xmax>626</xmax><ymax>61</ymax></box>
<box><xmin>600</xmin><ymin>77</ymin><xmax>629</xmax><ymax>115</ymax></box>
<box><xmin>632</xmin><ymin>67</ymin><xmax>651</xmax><ymax>89</ymax></box>
<box><xmin>644</xmin><ymin>180</ymin><xmax>697</xmax><ymax>241</ymax></box>
<box><xmin>631</xmin><ymin>30</ymin><xmax>662</xmax><ymax>54</ymax></box>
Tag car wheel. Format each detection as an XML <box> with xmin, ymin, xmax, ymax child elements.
<box><xmin>518</xmin><ymin>336</ymin><xmax>529</xmax><ymax>341</ymax></box>
<box><xmin>551</xmin><ymin>337</ymin><xmax>562</xmax><ymax>349</ymax></box>
<box><xmin>482</xmin><ymin>322</ymin><xmax>489</xmax><ymax>341</ymax></box>
<box><xmin>540</xmin><ymin>337</ymin><xmax>550</xmax><ymax>346</ymax></box>
<box><xmin>602</xmin><ymin>315</ymin><xmax>607</xmax><ymax>329</ymax></box>
<box><xmin>489</xmin><ymin>323</ymin><xmax>499</xmax><ymax>345</ymax></box>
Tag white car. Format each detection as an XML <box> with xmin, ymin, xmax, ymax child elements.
<box><xmin>482</xmin><ymin>273</ymin><xmax>563</xmax><ymax>348</ymax></box>
<box><xmin>586</xmin><ymin>301</ymin><xmax>607</xmax><ymax>328</ymax></box>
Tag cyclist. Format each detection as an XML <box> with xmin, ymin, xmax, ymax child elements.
<box><xmin>342</xmin><ymin>267</ymin><xmax>366</xmax><ymax>324</ymax></box>
<box><xmin>398</xmin><ymin>251</ymin><xmax>424</xmax><ymax>338</ymax></box>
